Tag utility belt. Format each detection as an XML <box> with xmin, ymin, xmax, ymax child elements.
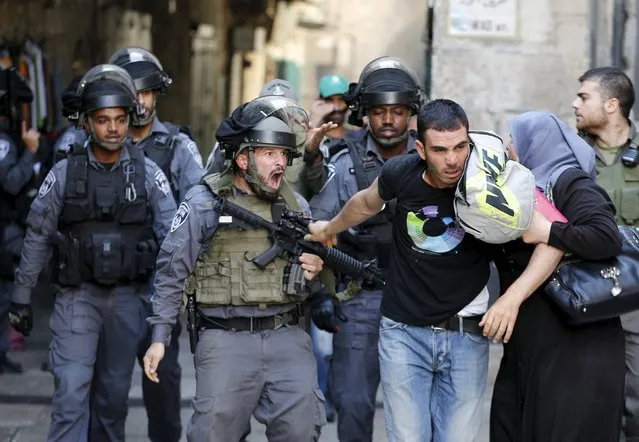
<box><xmin>429</xmin><ymin>314</ymin><xmax>484</xmax><ymax>336</ymax></box>
<box><xmin>200</xmin><ymin>308</ymin><xmax>302</xmax><ymax>333</ymax></box>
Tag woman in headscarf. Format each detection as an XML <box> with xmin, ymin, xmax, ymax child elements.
<box><xmin>489</xmin><ymin>111</ymin><xmax>625</xmax><ymax>442</ymax></box>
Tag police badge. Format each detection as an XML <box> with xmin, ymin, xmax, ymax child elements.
<box><xmin>171</xmin><ymin>202</ymin><xmax>190</xmax><ymax>232</ymax></box>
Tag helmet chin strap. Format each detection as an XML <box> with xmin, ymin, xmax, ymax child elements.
<box><xmin>132</xmin><ymin>95</ymin><xmax>157</xmax><ymax>127</ymax></box>
<box><xmin>370</xmin><ymin>127</ymin><xmax>409</xmax><ymax>150</ymax></box>
<box><xmin>88</xmin><ymin>116</ymin><xmax>128</xmax><ymax>151</ymax></box>
<box><xmin>241</xmin><ymin>149</ymin><xmax>279</xmax><ymax>201</ymax></box>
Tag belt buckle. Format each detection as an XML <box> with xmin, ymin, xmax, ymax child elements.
<box><xmin>273</xmin><ymin>314</ymin><xmax>284</xmax><ymax>331</ymax></box>
<box><xmin>430</xmin><ymin>324</ymin><xmax>447</xmax><ymax>332</ymax></box>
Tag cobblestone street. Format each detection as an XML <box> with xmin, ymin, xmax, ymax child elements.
<box><xmin>0</xmin><ymin>302</ymin><xmax>502</xmax><ymax>442</ymax></box>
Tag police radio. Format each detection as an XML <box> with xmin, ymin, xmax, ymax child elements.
<box><xmin>621</xmin><ymin>141</ymin><xmax>639</xmax><ymax>168</ymax></box>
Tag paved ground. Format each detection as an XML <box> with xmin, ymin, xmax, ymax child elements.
<box><xmin>0</xmin><ymin>289</ymin><xmax>502</xmax><ymax>442</ymax></box>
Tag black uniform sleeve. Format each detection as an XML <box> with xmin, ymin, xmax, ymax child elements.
<box><xmin>548</xmin><ymin>168</ymin><xmax>621</xmax><ymax>260</ymax></box>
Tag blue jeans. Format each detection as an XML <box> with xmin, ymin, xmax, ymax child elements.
<box><xmin>378</xmin><ymin>316</ymin><xmax>489</xmax><ymax>442</ymax></box>
<box><xmin>310</xmin><ymin>321</ymin><xmax>333</xmax><ymax>405</ymax></box>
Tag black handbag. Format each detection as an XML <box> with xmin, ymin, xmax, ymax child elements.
<box><xmin>545</xmin><ymin>225</ymin><xmax>639</xmax><ymax>325</ymax></box>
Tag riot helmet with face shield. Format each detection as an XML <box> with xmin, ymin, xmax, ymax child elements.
<box><xmin>215</xmin><ymin>95</ymin><xmax>308</xmax><ymax>200</ymax></box>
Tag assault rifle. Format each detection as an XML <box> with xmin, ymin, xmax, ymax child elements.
<box><xmin>184</xmin><ymin>197</ymin><xmax>385</xmax><ymax>354</ymax></box>
<box><xmin>214</xmin><ymin>197</ymin><xmax>385</xmax><ymax>288</ymax></box>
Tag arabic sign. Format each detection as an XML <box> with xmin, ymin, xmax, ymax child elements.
<box><xmin>448</xmin><ymin>0</ymin><xmax>518</xmax><ymax>39</ymax></box>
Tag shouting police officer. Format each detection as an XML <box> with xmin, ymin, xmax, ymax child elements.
<box><xmin>204</xmin><ymin>78</ymin><xmax>336</xmax><ymax>200</ymax></box>
<box><xmin>309</xmin><ymin>56</ymin><xmax>424</xmax><ymax>442</ymax></box>
<box><xmin>8</xmin><ymin>64</ymin><xmax>176</xmax><ymax>441</ymax></box>
<box><xmin>143</xmin><ymin>95</ymin><xmax>327</xmax><ymax>441</ymax></box>
<box><xmin>0</xmin><ymin>66</ymin><xmax>39</xmax><ymax>374</ymax></box>
<box><xmin>109</xmin><ymin>45</ymin><xmax>202</xmax><ymax>442</ymax></box>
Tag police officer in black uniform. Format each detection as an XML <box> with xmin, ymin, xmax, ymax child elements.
<box><xmin>8</xmin><ymin>64</ymin><xmax>176</xmax><ymax>441</ymax></box>
<box><xmin>309</xmin><ymin>56</ymin><xmax>424</xmax><ymax>442</ymax></box>
<box><xmin>0</xmin><ymin>66</ymin><xmax>39</xmax><ymax>374</ymax></box>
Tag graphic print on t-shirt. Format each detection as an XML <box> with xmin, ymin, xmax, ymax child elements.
<box><xmin>406</xmin><ymin>205</ymin><xmax>465</xmax><ymax>253</ymax></box>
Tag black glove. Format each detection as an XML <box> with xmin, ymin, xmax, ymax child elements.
<box><xmin>311</xmin><ymin>293</ymin><xmax>348</xmax><ymax>333</ymax></box>
<box><xmin>8</xmin><ymin>302</ymin><xmax>33</xmax><ymax>337</ymax></box>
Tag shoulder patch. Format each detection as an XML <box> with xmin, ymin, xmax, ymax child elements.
<box><xmin>154</xmin><ymin>169</ymin><xmax>171</xmax><ymax>197</ymax></box>
<box><xmin>0</xmin><ymin>139</ymin><xmax>10</xmax><ymax>162</ymax></box>
<box><xmin>171</xmin><ymin>202</ymin><xmax>190</xmax><ymax>232</ymax></box>
<box><xmin>184</xmin><ymin>140</ymin><xmax>203</xmax><ymax>168</ymax></box>
<box><xmin>38</xmin><ymin>170</ymin><xmax>57</xmax><ymax>198</ymax></box>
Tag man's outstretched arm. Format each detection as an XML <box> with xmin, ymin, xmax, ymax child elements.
<box><xmin>306</xmin><ymin>177</ymin><xmax>385</xmax><ymax>246</ymax></box>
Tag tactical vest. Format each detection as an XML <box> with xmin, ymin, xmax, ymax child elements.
<box><xmin>597</xmin><ymin>157</ymin><xmax>639</xmax><ymax>226</ymax></box>
<box><xmin>584</xmin><ymin>130</ymin><xmax>639</xmax><ymax>227</ymax></box>
<box><xmin>337</xmin><ymin>138</ymin><xmax>398</xmax><ymax>269</ymax></box>
<box><xmin>54</xmin><ymin>143</ymin><xmax>158</xmax><ymax>287</ymax></box>
<box><xmin>185</xmin><ymin>173</ymin><xmax>307</xmax><ymax>309</ymax></box>
<box><xmin>142</xmin><ymin>134</ymin><xmax>177</xmax><ymax>186</ymax></box>
<box><xmin>283</xmin><ymin>156</ymin><xmax>306</xmax><ymax>198</ymax></box>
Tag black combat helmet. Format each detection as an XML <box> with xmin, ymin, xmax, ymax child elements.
<box><xmin>76</xmin><ymin>64</ymin><xmax>143</xmax><ymax>150</ymax></box>
<box><xmin>108</xmin><ymin>47</ymin><xmax>172</xmax><ymax>94</ymax></box>
<box><xmin>108</xmin><ymin>47</ymin><xmax>171</xmax><ymax>126</ymax></box>
<box><xmin>346</xmin><ymin>56</ymin><xmax>426</xmax><ymax>126</ymax></box>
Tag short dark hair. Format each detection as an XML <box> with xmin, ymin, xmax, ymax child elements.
<box><xmin>417</xmin><ymin>99</ymin><xmax>469</xmax><ymax>144</ymax></box>
<box><xmin>579</xmin><ymin>66</ymin><xmax>635</xmax><ymax>118</ymax></box>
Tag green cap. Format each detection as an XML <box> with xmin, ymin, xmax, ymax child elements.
<box><xmin>319</xmin><ymin>74</ymin><xmax>349</xmax><ymax>98</ymax></box>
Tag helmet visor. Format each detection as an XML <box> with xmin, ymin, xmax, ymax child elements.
<box><xmin>240</xmin><ymin>96</ymin><xmax>309</xmax><ymax>149</ymax></box>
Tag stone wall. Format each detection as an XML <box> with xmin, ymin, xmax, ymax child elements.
<box><xmin>431</xmin><ymin>0</ymin><xmax>592</xmax><ymax>135</ymax></box>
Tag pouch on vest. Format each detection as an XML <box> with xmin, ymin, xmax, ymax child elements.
<box><xmin>454</xmin><ymin>130</ymin><xmax>535</xmax><ymax>244</ymax></box>
<box><xmin>620</xmin><ymin>164</ymin><xmax>639</xmax><ymax>224</ymax></box>
<box><xmin>88</xmin><ymin>233</ymin><xmax>123</xmax><ymax>285</ymax></box>
<box><xmin>94</xmin><ymin>185</ymin><xmax>117</xmax><ymax>220</ymax></box>
<box><xmin>52</xmin><ymin>231</ymin><xmax>82</xmax><ymax>287</ymax></box>
<box><xmin>135</xmin><ymin>239</ymin><xmax>159</xmax><ymax>278</ymax></box>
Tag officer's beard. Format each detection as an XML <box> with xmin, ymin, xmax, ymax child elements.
<box><xmin>132</xmin><ymin>98</ymin><xmax>157</xmax><ymax>128</ymax></box>
<box><xmin>88</xmin><ymin>118</ymin><xmax>127</xmax><ymax>152</ymax></box>
<box><xmin>370</xmin><ymin>128</ymin><xmax>409</xmax><ymax>150</ymax></box>
<box><xmin>241</xmin><ymin>151</ymin><xmax>284</xmax><ymax>202</ymax></box>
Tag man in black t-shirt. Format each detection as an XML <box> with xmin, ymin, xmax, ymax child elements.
<box><xmin>307</xmin><ymin>99</ymin><xmax>492</xmax><ymax>442</ymax></box>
